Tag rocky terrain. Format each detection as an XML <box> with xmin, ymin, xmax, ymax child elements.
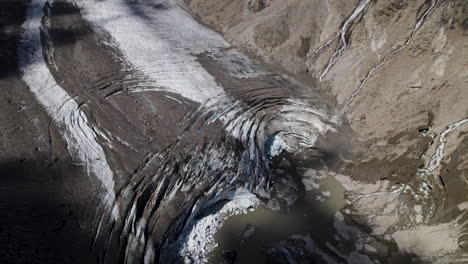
<box><xmin>0</xmin><ymin>0</ymin><xmax>466</xmax><ymax>263</ymax></box>
<box><xmin>189</xmin><ymin>0</ymin><xmax>468</xmax><ymax>262</ymax></box>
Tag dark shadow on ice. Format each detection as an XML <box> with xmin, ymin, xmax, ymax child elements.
<box><xmin>0</xmin><ymin>158</ymin><xmax>99</xmax><ymax>264</ymax></box>
<box><xmin>0</xmin><ymin>0</ymin><xmax>90</xmax><ymax>80</ymax></box>
<box><xmin>0</xmin><ymin>0</ymin><xmax>27</xmax><ymax>79</ymax></box>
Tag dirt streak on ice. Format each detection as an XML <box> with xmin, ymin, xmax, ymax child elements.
<box><xmin>19</xmin><ymin>0</ymin><xmax>117</xmax><ymax>212</ymax></box>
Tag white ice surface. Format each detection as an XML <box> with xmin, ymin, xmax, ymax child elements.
<box><xmin>269</xmin><ymin>135</ymin><xmax>290</xmax><ymax>157</ymax></box>
<box><xmin>19</xmin><ymin>0</ymin><xmax>116</xmax><ymax>210</ymax></box>
<box><xmin>75</xmin><ymin>0</ymin><xmax>229</xmax><ymax>104</ymax></box>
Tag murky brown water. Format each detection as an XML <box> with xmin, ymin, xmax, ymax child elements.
<box><xmin>209</xmin><ymin>174</ymin><xmax>346</xmax><ymax>263</ymax></box>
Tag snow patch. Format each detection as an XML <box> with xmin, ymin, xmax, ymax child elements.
<box><xmin>427</xmin><ymin>118</ymin><xmax>468</xmax><ymax>171</ymax></box>
<box><xmin>318</xmin><ymin>0</ymin><xmax>373</xmax><ymax>81</ymax></box>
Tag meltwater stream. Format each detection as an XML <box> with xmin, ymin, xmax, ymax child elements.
<box><xmin>19</xmin><ymin>0</ymin><xmax>359</xmax><ymax>263</ymax></box>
